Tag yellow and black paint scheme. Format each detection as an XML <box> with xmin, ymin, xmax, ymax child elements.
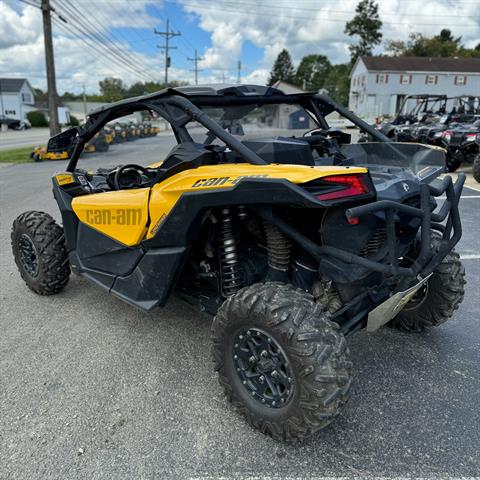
<box><xmin>70</xmin><ymin>163</ymin><xmax>367</xmax><ymax>246</ymax></box>
<box><xmin>31</xmin><ymin>146</ymin><xmax>70</xmax><ymax>162</ymax></box>
<box><xmin>53</xmin><ymin>162</ymin><xmax>369</xmax><ymax>311</ymax></box>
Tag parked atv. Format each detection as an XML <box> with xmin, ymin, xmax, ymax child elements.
<box><xmin>11</xmin><ymin>84</ymin><xmax>466</xmax><ymax>443</ymax></box>
<box><xmin>437</xmin><ymin>120</ymin><xmax>480</xmax><ymax>172</ymax></box>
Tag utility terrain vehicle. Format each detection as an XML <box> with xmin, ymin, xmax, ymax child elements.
<box><xmin>12</xmin><ymin>84</ymin><xmax>466</xmax><ymax>442</ymax></box>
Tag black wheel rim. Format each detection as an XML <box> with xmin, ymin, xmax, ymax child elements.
<box><xmin>19</xmin><ymin>234</ymin><xmax>39</xmax><ymax>277</ymax></box>
<box><xmin>233</xmin><ymin>328</ymin><xmax>294</xmax><ymax>408</ymax></box>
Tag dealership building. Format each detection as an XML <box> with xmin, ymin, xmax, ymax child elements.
<box><xmin>349</xmin><ymin>56</ymin><xmax>480</xmax><ymax>119</ymax></box>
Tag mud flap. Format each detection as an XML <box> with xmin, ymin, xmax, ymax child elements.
<box><xmin>367</xmin><ymin>273</ymin><xmax>433</xmax><ymax>332</ymax></box>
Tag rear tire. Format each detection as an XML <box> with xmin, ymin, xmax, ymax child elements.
<box><xmin>211</xmin><ymin>283</ymin><xmax>351</xmax><ymax>442</ymax></box>
<box><xmin>473</xmin><ymin>154</ymin><xmax>480</xmax><ymax>183</ymax></box>
<box><xmin>389</xmin><ymin>239</ymin><xmax>465</xmax><ymax>332</ymax></box>
<box><xmin>11</xmin><ymin>211</ymin><xmax>70</xmax><ymax>295</ymax></box>
<box><xmin>446</xmin><ymin>152</ymin><xmax>462</xmax><ymax>172</ymax></box>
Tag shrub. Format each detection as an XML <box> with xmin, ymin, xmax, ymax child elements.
<box><xmin>27</xmin><ymin>110</ymin><xmax>48</xmax><ymax>127</ymax></box>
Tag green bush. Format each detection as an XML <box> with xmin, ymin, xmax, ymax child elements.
<box><xmin>27</xmin><ymin>110</ymin><xmax>48</xmax><ymax>127</ymax></box>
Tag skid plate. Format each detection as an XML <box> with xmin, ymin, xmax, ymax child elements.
<box><xmin>367</xmin><ymin>274</ymin><xmax>433</xmax><ymax>332</ymax></box>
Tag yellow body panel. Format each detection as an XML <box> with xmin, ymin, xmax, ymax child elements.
<box><xmin>146</xmin><ymin>163</ymin><xmax>367</xmax><ymax>239</ymax></box>
<box><xmin>72</xmin><ymin>188</ymin><xmax>150</xmax><ymax>246</ymax></box>
<box><xmin>69</xmin><ymin>163</ymin><xmax>367</xmax><ymax>246</ymax></box>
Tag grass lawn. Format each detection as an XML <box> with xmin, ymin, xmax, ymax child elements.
<box><xmin>0</xmin><ymin>146</ymin><xmax>34</xmax><ymax>163</ymax></box>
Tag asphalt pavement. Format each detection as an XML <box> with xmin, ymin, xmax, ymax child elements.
<box><xmin>0</xmin><ymin>136</ymin><xmax>479</xmax><ymax>479</ymax></box>
<box><xmin>0</xmin><ymin>128</ymin><xmax>53</xmax><ymax>151</ymax></box>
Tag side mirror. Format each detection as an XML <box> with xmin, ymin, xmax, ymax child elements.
<box><xmin>47</xmin><ymin>127</ymin><xmax>78</xmax><ymax>153</ymax></box>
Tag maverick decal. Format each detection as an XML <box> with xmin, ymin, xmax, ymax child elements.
<box><xmin>86</xmin><ymin>208</ymin><xmax>142</xmax><ymax>225</ymax></box>
<box><xmin>191</xmin><ymin>174</ymin><xmax>269</xmax><ymax>188</ymax></box>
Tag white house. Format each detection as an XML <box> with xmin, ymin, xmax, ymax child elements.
<box><xmin>0</xmin><ymin>78</ymin><xmax>36</xmax><ymax>122</ymax></box>
<box><xmin>349</xmin><ymin>57</ymin><xmax>480</xmax><ymax>119</ymax></box>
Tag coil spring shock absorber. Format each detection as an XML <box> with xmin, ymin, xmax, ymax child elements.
<box><xmin>219</xmin><ymin>207</ymin><xmax>242</xmax><ymax>297</ymax></box>
<box><xmin>263</xmin><ymin>220</ymin><xmax>291</xmax><ymax>282</ymax></box>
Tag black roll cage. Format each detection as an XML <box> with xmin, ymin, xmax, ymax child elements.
<box><xmin>61</xmin><ymin>91</ymin><xmax>390</xmax><ymax>172</ymax></box>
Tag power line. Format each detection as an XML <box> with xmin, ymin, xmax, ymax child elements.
<box><xmin>17</xmin><ymin>0</ymin><xmax>41</xmax><ymax>7</ymax></box>
<box><xmin>154</xmin><ymin>18</ymin><xmax>182</xmax><ymax>86</ymax></box>
<box><xmin>174</xmin><ymin>0</ymin><xmax>480</xmax><ymax>27</ymax></box>
<box><xmin>52</xmin><ymin>0</ymin><xmax>156</xmax><ymax>81</ymax></box>
<box><xmin>68</xmin><ymin>0</ymin><xmax>159</xmax><ymax>75</ymax></box>
<box><xmin>174</xmin><ymin>0</ymin><xmax>480</xmax><ymax>16</ymax></box>
<box><xmin>51</xmin><ymin>16</ymin><xmax>153</xmax><ymax>83</ymax></box>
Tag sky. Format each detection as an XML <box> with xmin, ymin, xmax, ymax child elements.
<box><xmin>0</xmin><ymin>0</ymin><xmax>479</xmax><ymax>94</ymax></box>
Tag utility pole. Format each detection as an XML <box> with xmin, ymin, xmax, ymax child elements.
<box><xmin>187</xmin><ymin>49</ymin><xmax>204</xmax><ymax>85</ymax></box>
<box><xmin>237</xmin><ymin>60</ymin><xmax>241</xmax><ymax>84</ymax></box>
<box><xmin>82</xmin><ymin>84</ymin><xmax>87</xmax><ymax>120</ymax></box>
<box><xmin>154</xmin><ymin>19</ymin><xmax>181</xmax><ymax>87</ymax></box>
<box><xmin>41</xmin><ymin>0</ymin><xmax>60</xmax><ymax>136</ymax></box>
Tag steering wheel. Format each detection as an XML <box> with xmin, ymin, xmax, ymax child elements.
<box><xmin>113</xmin><ymin>164</ymin><xmax>151</xmax><ymax>190</ymax></box>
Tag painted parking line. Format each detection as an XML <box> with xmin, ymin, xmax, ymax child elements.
<box><xmin>460</xmin><ymin>254</ymin><xmax>480</xmax><ymax>260</ymax></box>
<box><xmin>438</xmin><ymin>195</ymin><xmax>480</xmax><ymax>199</ymax></box>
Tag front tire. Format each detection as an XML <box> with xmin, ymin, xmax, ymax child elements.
<box><xmin>11</xmin><ymin>211</ymin><xmax>70</xmax><ymax>295</ymax></box>
<box><xmin>473</xmin><ymin>154</ymin><xmax>480</xmax><ymax>183</ymax></box>
<box><xmin>211</xmin><ymin>283</ymin><xmax>351</xmax><ymax>442</ymax></box>
<box><xmin>389</xmin><ymin>241</ymin><xmax>465</xmax><ymax>332</ymax></box>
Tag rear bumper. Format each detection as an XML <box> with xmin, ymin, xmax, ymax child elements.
<box><xmin>343</xmin><ymin>173</ymin><xmax>465</xmax><ymax>279</ymax></box>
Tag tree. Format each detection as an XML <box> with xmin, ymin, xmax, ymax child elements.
<box><xmin>99</xmin><ymin>77</ymin><xmax>125</xmax><ymax>102</ymax></box>
<box><xmin>295</xmin><ymin>54</ymin><xmax>332</xmax><ymax>91</ymax></box>
<box><xmin>268</xmin><ymin>49</ymin><xmax>295</xmax><ymax>85</ymax></box>
<box><xmin>385</xmin><ymin>29</ymin><xmax>480</xmax><ymax>58</ymax></box>
<box><xmin>345</xmin><ymin>0</ymin><xmax>382</xmax><ymax>64</ymax></box>
<box><xmin>322</xmin><ymin>64</ymin><xmax>350</xmax><ymax>106</ymax></box>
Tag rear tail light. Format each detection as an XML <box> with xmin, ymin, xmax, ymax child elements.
<box><xmin>315</xmin><ymin>173</ymin><xmax>372</xmax><ymax>201</ymax></box>
<box><xmin>442</xmin><ymin>130</ymin><xmax>452</xmax><ymax>142</ymax></box>
<box><xmin>465</xmin><ymin>133</ymin><xmax>479</xmax><ymax>142</ymax></box>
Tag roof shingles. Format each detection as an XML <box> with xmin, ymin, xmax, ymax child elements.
<box><xmin>361</xmin><ymin>56</ymin><xmax>480</xmax><ymax>73</ymax></box>
<box><xmin>0</xmin><ymin>78</ymin><xmax>28</xmax><ymax>93</ymax></box>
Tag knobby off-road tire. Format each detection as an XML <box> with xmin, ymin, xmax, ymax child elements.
<box><xmin>446</xmin><ymin>152</ymin><xmax>462</xmax><ymax>173</ymax></box>
<box><xmin>211</xmin><ymin>283</ymin><xmax>351</xmax><ymax>442</ymax></box>
<box><xmin>389</xmin><ymin>238</ymin><xmax>465</xmax><ymax>332</ymax></box>
<box><xmin>11</xmin><ymin>211</ymin><xmax>70</xmax><ymax>295</ymax></box>
<box><xmin>473</xmin><ymin>154</ymin><xmax>480</xmax><ymax>183</ymax></box>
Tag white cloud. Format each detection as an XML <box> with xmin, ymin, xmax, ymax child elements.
<box><xmin>0</xmin><ymin>0</ymin><xmax>169</xmax><ymax>92</ymax></box>
<box><xmin>0</xmin><ymin>0</ymin><xmax>478</xmax><ymax>94</ymax></box>
<box><xmin>180</xmin><ymin>0</ymin><xmax>480</xmax><ymax>75</ymax></box>
<box><xmin>0</xmin><ymin>3</ymin><xmax>42</xmax><ymax>49</ymax></box>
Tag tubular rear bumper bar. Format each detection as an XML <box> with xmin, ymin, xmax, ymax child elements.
<box><xmin>259</xmin><ymin>173</ymin><xmax>465</xmax><ymax>281</ymax></box>
<box><xmin>345</xmin><ymin>173</ymin><xmax>465</xmax><ymax>278</ymax></box>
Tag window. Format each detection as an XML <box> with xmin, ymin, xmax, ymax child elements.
<box><xmin>425</xmin><ymin>75</ymin><xmax>438</xmax><ymax>85</ymax></box>
<box><xmin>376</xmin><ymin>74</ymin><xmax>388</xmax><ymax>84</ymax></box>
<box><xmin>454</xmin><ymin>75</ymin><xmax>467</xmax><ymax>86</ymax></box>
<box><xmin>400</xmin><ymin>74</ymin><xmax>412</xmax><ymax>85</ymax></box>
<box><xmin>21</xmin><ymin>93</ymin><xmax>32</xmax><ymax>103</ymax></box>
